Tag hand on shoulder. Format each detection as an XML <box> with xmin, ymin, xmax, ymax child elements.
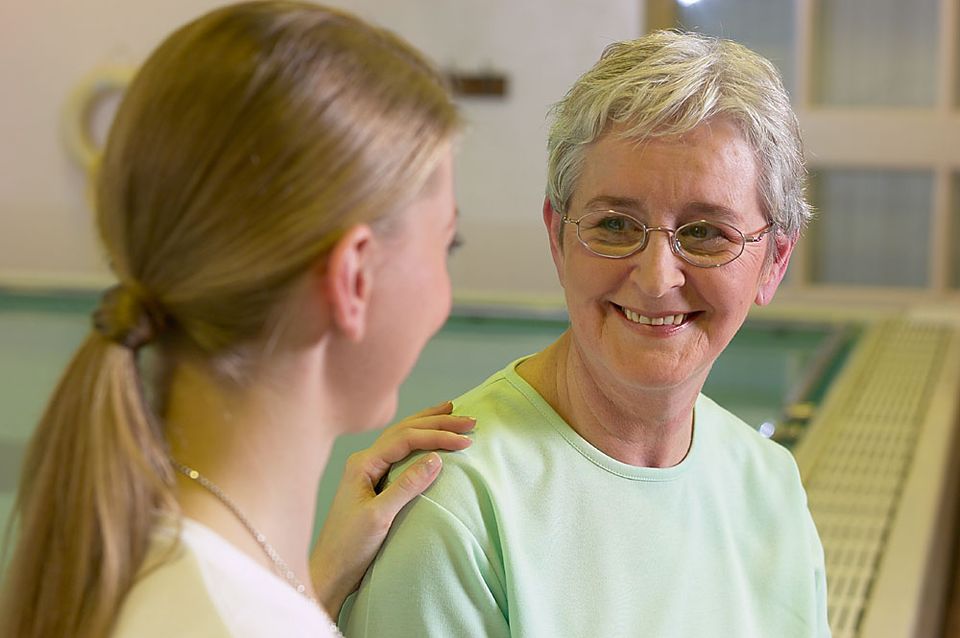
<box><xmin>309</xmin><ymin>401</ymin><xmax>474</xmax><ymax>616</ymax></box>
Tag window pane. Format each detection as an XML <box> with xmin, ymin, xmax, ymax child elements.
<box><xmin>677</xmin><ymin>0</ymin><xmax>795</xmax><ymax>99</ymax></box>
<box><xmin>813</xmin><ymin>0</ymin><xmax>938</xmax><ymax>107</ymax></box>
<box><xmin>809</xmin><ymin>169</ymin><xmax>932</xmax><ymax>287</ymax></box>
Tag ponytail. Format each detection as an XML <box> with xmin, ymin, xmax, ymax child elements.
<box><xmin>1</xmin><ymin>2</ymin><xmax>461</xmax><ymax>634</ymax></box>
<box><xmin>0</xmin><ymin>288</ymin><xmax>176</xmax><ymax>637</ymax></box>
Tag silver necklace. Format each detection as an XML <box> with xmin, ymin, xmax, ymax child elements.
<box><xmin>172</xmin><ymin>460</ymin><xmax>344</xmax><ymax>637</ymax></box>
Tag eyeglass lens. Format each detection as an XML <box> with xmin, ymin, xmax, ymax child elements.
<box><xmin>575</xmin><ymin>211</ymin><xmax>744</xmax><ymax>266</ymax></box>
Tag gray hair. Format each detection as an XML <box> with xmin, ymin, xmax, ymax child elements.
<box><xmin>546</xmin><ymin>30</ymin><xmax>811</xmax><ymax>238</ymax></box>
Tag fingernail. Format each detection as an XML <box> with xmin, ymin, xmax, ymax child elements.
<box><xmin>419</xmin><ymin>452</ymin><xmax>441</xmax><ymax>472</ymax></box>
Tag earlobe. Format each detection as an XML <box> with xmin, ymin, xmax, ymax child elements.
<box><xmin>543</xmin><ymin>197</ymin><xmax>566</xmax><ymax>286</ymax></box>
<box><xmin>755</xmin><ymin>232</ymin><xmax>797</xmax><ymax>306</ymax></box>
<box><xmin>325</xmin><ymin>224</ymin><xmax>375</xmax><ymax>341</ymax></box>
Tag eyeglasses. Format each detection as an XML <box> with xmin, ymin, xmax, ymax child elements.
<box><xmin>561</xmin><ymin>210</ymin><xmax>776</xmax><ymax>268</ymax></box>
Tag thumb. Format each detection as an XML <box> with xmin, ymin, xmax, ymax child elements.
<box><xmin>375</xmin><ymin>452</ymin><xmax>443</xmax><ymax>520</ymax></box>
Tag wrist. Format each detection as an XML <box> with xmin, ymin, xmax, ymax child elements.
<box><xmin>322</xmin><ymin>592</ymin><xmax>347</xmax><ymax>621</ymax></box>
<box><xmin>311</xmin><ymin>556</ymin><xmax>351</xmax><ymax>619</ymax></box>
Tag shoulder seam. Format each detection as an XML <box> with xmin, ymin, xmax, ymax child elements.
<box><xmin>358</xmin><ymin>493</ymin><xmax>508</xmax><ymax>634</ymax></box>
<box><xmin>417</xmin><ymin>493</ymin><xmax>508</xmax><ymax>595</ymax></box>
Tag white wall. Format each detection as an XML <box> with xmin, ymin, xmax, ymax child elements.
<box><xmin>0</xmin><ymin>0</ymin><xmax>641</xmax><ymax>302</ymax></box>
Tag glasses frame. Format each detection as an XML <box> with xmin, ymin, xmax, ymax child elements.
<box><xmin>561</xmin><ymin>210</ymin><xmax>777</xmax><ymax>268</ymax></box>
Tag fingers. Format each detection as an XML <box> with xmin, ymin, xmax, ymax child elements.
<box><xmin>390</xmin><ymin>402</ymin><xmax>475</xmax><ymax>437</ymax></box>
<box><xmin>366</xmin><ymin>428</ymin><xmax>472</xmax><ymax>469</ymax></box>
<box><xmin>392</xmin><ymin>413</ymin><xmax>477</xmax><ymax>435</ymax></box>
<box><xmin>345</xmin><ymin>402</ymin><xmax>475</xmax><ymax>489</ymax></box>
<box><xmin>405</xmin><ymin>400</ymin><xmax>454</xmax><ymax>419</ymax></box>
<box><xmin>374</xmin><ymin>452</ymin><xmax>443</xmax><ymax>521</ymax></box>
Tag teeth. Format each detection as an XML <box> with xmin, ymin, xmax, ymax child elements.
<box><xmin>621</xmin><ymin>307</ymin><xmax>687</xmax><ymax>326</ymax></box>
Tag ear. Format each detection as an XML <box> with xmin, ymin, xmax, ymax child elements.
<box><xmin>543</xmin><ymin>197</ymin><xmax>566</xmax><ymax>287</ymax></box>
<box><xmin>755</xmin><ymin>232</ymin><xmax>797</xmax><ymax>306</ymax></box>
<box><xmin>323</xmin><ymin>224</ymin><xmax>375</xmax><ymax>341</ymax></box>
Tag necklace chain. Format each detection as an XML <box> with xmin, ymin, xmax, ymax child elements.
<box><xmin>171</xmin><ymin>460</ymin><xmax>344</xmax><ymax>636</ymax></box>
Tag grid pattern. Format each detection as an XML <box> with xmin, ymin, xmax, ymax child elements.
<box><xmin>809</xmin><ymin>169</ymin><xmax>934</xmax><ymax>287</ymax></box>
<box><xmin>801</xmin><ymin>320</ymin><xmax>953</xmax><ymax>637</ymax></box>
<box><xmin>813</xmin><ymin>0</ymin><xmax>939</xmax><ymax>107</ymax></box>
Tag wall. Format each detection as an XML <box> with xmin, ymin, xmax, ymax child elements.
<box><xmin>0</xmin><ymin>0</ymin><xmax>641</xmax><ymax>302</ymax></box>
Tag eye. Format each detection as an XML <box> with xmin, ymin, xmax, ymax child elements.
<box><xmin>680</xmin><ymin>221</ymin><xmax>723</xmax><ymax>241</ymax></box>
<box><xmin>576</xmin><ymin>211</ymin><xmax>644</xmax><ymax>254</ymax></box>
<box><xmin>447</xmin><ymin>233</ymin><xmax>463</xmax><ymax>256</ymax></box>
<box><xmin>676</xmin><ymin>221</ymin><xmax>742</xmax><ymax>260</ymax></box>
<box><xmin>599</xmin><ymin>216</ymin><xmax>627</xmax><ymax>232</ymax></box>
<box><xmin>584</xmin><ymin>212</ymin><xmax>640</xmax><ymax>233</ymax></box>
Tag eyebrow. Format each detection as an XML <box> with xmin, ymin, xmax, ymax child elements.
<box><xmin>583</xmin><ymin>196</ymin><xmax>742</xmax><ymax>222</ymax></box>
<box><xmin>684</xmin><ymin>201</ymin><xmax>741</xmax><ymax>221</ymax></box>
<box><xmin>582</xmin><ymin>196</ymin><xmax>645</xmax><ymax>212</ymax></box>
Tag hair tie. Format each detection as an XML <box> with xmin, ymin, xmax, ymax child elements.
<box><xmin>93</xmin><ymin>284</ymin><xmax>166</xmax><ymax>350</ymax></box>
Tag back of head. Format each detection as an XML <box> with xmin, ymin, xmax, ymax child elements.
<box><xmin>547</xmin><ymin>30</ymin><xmax>810</xmax><ymax>237</ymax></box>
<box><xmin>100</xmin><ymin>0</ymin><xmax>458</xmax><ymax>361</ymax></box>
<box><xmin>1</xmin><ymin>3</ymin><xmax>458</xmax><ymax>636</ymax></box>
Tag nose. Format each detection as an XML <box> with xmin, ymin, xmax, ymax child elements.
<box><xmin>628</xmin><ymin>228</ymin><xmax>686</xmax><ymax>298</ymax></box>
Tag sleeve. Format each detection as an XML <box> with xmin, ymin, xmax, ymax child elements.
<box><xmin>815</xmin><ymin>562</ymin><xmax>831</xmax><ymax>637</ymax></box>
<box><xmin>787</xmin><ymin>443</ymin><xmax>831</xmax><ymax>638</ymax></box>
<box><xmin>807</xmin><ymin>509</ymin><xmax>832</xmax><ymax>637</ymax></box>
<box><xmin>340</xmin><ymin>493</ymin><xmax>509</xmax><ymax>638</ymax></box>
<box><xmin>774</xmin><ymin>442</ymin><xmax>832</xmax><ymax>637</ymax></box>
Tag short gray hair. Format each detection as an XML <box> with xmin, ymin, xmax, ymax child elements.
<box><xmin>546</xmin><ymin>30</ymin><xmax>811</xmax><ymax>238</ymax></box>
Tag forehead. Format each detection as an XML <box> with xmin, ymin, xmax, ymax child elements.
<box><xmin>573</xmin><ymin>119</ymin><xmax>762</xmax><ymax>222</ymax></box>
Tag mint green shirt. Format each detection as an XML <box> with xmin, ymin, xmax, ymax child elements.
<box><xmin>342</xmin><ymin>359</ymin><xmax>830</xmax><ymax>637</ymax></box>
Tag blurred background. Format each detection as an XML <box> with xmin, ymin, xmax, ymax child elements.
<box><xmin>3</xmin><ymin>0</ymin><xmax>960</xmax><ymax>299</ymax></box>
<box><xmin>2</xmin><ymin>1</ymin><xmax>960</xmax><ymax>637</ymax></box>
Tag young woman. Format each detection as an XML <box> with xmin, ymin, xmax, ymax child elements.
<box><xmin>0</xmin><ymin>2</ymin><xmax>471</xmax><ymax>636</ymax></box>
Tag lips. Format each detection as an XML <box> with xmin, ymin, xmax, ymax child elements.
<box><xmin>615</xmin><ymin>304</ymin><xmax>695</xmax><ymax>326</ymax></box>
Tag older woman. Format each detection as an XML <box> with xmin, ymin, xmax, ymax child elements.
<box><xmin>343</xmin><ymin>31</ymin><xmax>830</xmax><ymax>637</ymax></box>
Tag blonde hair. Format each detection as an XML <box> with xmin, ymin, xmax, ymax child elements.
<box><xmin>547</xmin><ymin>30</ymin><xmax>811</xmax><ymax>238</ymax></box>
<box><xmin>0</xmin><ymin>2</ymin><xmax>458</xmax><ymax>636</ymax></box>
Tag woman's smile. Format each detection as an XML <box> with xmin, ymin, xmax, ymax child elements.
<box><xmin>612</xmin><ymin>302</ymin><xmax>699</xmax><ymax>329</ymax></box>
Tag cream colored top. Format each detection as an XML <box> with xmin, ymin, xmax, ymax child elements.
<box><xmin>113</xmin><ymin>517</ymin><xmax>339</xmax><ymax>637</ymax></box>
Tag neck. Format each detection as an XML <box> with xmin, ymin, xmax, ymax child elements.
<box><xmin>164</xmin><ymin>355</ymin><xmax>337</xmax><ymax>598</ymax></box>
<box><xmin>519</xmin><ymin>332</ymin><xmax>702</xmax><ymax>467</ymax></box>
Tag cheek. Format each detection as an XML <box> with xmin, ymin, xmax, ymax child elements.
<box><xmin>563</xmin><ymin>262</ymin><xmax>621</xmax><ymax>344</ymax></box>
<box><xmin>433</xmin><ymin>271</ymin><xmax>453</xmax><ymax>329</ymax></box>
<box><xmin>564</xmin><ymin>256</ymin><xmax>622</xmax><ymax>306</ymax></box>
<box><xmin>415</xmin><ymin>249</ymin><xmax>453</xmax><ymax>334</ymax></box>
<box><xmin>698</xmin><ymin>266</ymin><xmax>761</xmax><ymax>332</ymax></box>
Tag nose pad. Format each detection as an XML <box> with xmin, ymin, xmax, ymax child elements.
<box><xmin>629</xmin><ymin>228</ymin><xmax>686</xmax><ymax>298</ymax></box>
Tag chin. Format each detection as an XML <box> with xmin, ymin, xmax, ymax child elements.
<box><xmin>606</xmin><ymin>355</ymin><xmax>704</xmax><ymax>393</ymax></box>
